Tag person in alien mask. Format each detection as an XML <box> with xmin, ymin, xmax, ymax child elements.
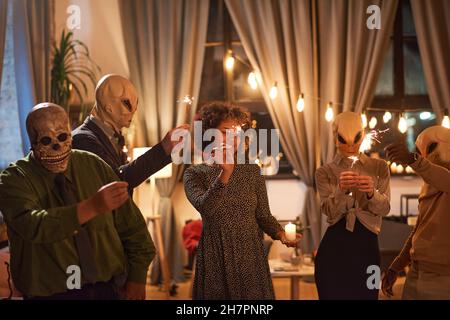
<box><xmin>315</xmin><ymin>111</ymin><xmax>391</xmax><ymax>300</ymax></box>
<box><xmin>0</xmin><ymin>103</ymin><xmax>155</xmax><ymax>300</ymax></box>
<box><xmin>383</xmin><ymin>126</ymin><xmax>450</xmax><ymax>300</ymax></box>
<box><xmin>72</xmin><ymin>74</ymin><xmax>189</xmax><ymax>193</ymax></box>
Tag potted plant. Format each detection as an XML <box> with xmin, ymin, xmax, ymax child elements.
<box><xmin>50</xmin><ymin>29</ymin><xmax>101</xmax><ymax>125</ymax></box>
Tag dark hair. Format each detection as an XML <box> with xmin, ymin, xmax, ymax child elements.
<box><xmin>199</xmin><ymin>101</ymin><xmax>251</xmax><ymax>132</ymax></box>
<box><xmin>197</xmin><ymin>101</ymin><xmax>252</xmax><ymax>153</ymax></box>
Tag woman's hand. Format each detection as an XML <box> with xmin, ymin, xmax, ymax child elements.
<box><xmin>339</xmin><ymin>171</ymin><xmax>358</xmax><ymax>192</ymax></box>
<box><xmin>357</xmin><ymin>175</ymin><xmax>374</xmax><ymax>198</ymax></box>
<box><xmin>381</xmin><ymin>268</ymin><xmax>398</xmax><ymax>298</ymax></box>
<box><xmin>277</xmin><ymin>231</ymin><xmax>302</xmax><ymax>248</ymax></box>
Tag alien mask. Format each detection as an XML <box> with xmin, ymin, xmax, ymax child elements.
<box><xmin>26</xmin><ymin>103</ymin><xmax>72</xmax><ymax>173</ymax></box>
<box><xmin>91</xmin><ymin>74</ymin><xmax>138</xmax><ymax>133</ymax></box>
<box><xmin>415</xmin><ymin>126</ymin><xmax>450</xmax><ymax>170</ymax></box>
<box><xmin>333</xmin><ymin>111</ymin><xmax>365</xmax><ymax>157</ymax></box>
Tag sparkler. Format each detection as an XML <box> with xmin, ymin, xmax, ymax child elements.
<box><xmin>359</xmin><ymin>128</ymin><xmax>390</xmax><ymax>153</ymax></box>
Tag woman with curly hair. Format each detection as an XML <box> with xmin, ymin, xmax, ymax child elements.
<box><xmin>183</xmin><ymin>101</ymin><xmax>300</xmax><ymax>300</ymax></box>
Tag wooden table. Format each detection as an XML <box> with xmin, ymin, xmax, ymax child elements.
<box><xmin>269</xmin><ymin>259</ymin><xmax>315</xmax><ymax>300</ymax></box>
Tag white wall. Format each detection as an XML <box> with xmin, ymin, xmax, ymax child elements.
<box><xmin>54</xmin><ymin>0</ymin><xmax>129</xmax><ymax>104</ymax></box>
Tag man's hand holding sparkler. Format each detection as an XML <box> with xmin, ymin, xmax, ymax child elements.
<box><xmin>385</xmin><ymin>142</ymin><xmax>416</xmax><ymax>166</ymax></box>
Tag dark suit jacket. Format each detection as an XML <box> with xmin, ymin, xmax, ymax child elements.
<box><xmin>72</xmin><ymin>117</ymin><xmax>172</xmax><ymax>192</ymax></box>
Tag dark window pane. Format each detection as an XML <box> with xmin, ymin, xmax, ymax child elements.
<box><xmin>404</xmin><ymin>41</ymin><xmax>428</xmax><ymax>95</ymax></box>
<box><xmin>375</xmin><ymin>41</ymin><xmax>394</xmax><ymax>95</ymax></box>
<box><xmin>198</xmin><ymin>46</ymin><xmax>225</xmax><ymax>104</ymax></box>
<box><xmin>206</xmin><ymin>0</ymin><xmax>224</xmax><ymax>43</ymax></box>
<box><xmin>231</xmin><ymin>45</ymin><xmax>264</xmax><ymax>101</ymax></box>
<box><xmin>402</xmin><ymin>0</ymin><xmax>416</xmax><ymax>37</ymax></box>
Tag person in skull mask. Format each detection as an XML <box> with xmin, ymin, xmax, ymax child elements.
<box><xmin>315</xmin><ymin>111</ymin><xmax>391</xmax><ymax>300</ymax></box>
<box><xmin>0</xmin><ymin>103</ymin><xmax>155</xmax><ymax>300</ymax></box>
<box><xmin>72</xmin><ymin>74</ymin><xmax>189</xmax><ymax>193</ymax></box>
<box><xmin>383</xmin><ymin>126</ymin><xmax>450</xmax><ymax>299</ymax></box>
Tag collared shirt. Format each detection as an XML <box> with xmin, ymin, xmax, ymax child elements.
<box><xmin>0</xmin><ymin>150</ymin><xmax>155</xmax><ymax>297</ymax></box>
<box><xmin>89</xmin><ymin>115</ymin><xmax>123</xmax><ymax>156</ymax></box>
<box><xmin>315</xmin><ymin>152</ymin><xmax>391</xmax><ymax>234</ymax></box>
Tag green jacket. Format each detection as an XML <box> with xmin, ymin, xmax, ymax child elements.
<box><xmin>0</xmin><ymin>150</ymin><xmax>155</xmax><ymax>297</ymax></box>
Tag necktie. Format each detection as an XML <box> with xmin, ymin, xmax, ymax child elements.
<box><xmin>54</xmin><ymin>174</ymin><xmax>99</xmax><ymax>284</ymax></box>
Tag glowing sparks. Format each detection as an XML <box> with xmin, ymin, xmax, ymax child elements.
<box><xmin>359</xmin><ymin>129</ymin><xmax>390</xmax><ymax>153</ymax></box>
<box><xmin>348</xmin><ymin>155</ymin><xmax>359</xmax><ymax>169</ymax></box>
<box><xmin>177</xmin><ymin>95</ymin><xmax>195</xmax><ymax>105</ymax></box>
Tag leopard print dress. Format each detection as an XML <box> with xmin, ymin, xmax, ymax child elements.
<box><xmin>183</xmin><ymin>164</ymin><xmax>283</xmax><ymax>300</ymax></box>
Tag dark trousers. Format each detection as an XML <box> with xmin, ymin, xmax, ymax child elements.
<box><xmin>25</xmin><ymin>281</ymin><xmax>119</xmax><ymax>300</ymax></box>
<box><xmin>315</xmin><ymin>218</ymin><xmax>380</xmax><ymax>300</ymax></box>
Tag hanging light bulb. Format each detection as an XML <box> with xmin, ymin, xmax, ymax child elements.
<box><xmin>325</xmin><ymin>102</ymin><xmax>334</xmax><ymax>122</ymax></box>
<box><xmin>398</xmin><ymin>114</ymin><xmax>408</xmax><ymax>134</ymax></box>
<box><xmin>225</xmin><ymin>52</ymin><xmax>235</xmax><ymax>71</ymax></box>
<box><xmin>296</xmin><ymin>94</ymin><xmax>305</xmax><ymax>112</ymax></box>
<box><xmin>361</xmin><ymin>113</ymin><xmax>368</xmax><ymax>128</ymax></box>
<box><xmin>383</xmin><ymin>111</ymin><xmax>392</xmax><ymax>123</ymax></box>
<box><xmin>247</xmin><ymin>72</ymin><xmax>258</xmax><ymax>90</ymax></box>
<box><xmin>442</xmin><ymin>115</ymin><xmax>450</xmax><ymax>128</ymax></box>
<box><xmin>269</xmin><ymin>82</ymin><xmax>278</xmax><ymax>100</ymax></box>
<box><xmin>369</xmin><ymin>116</ymin><xmax>377</xmax><ymax>129</ymax></box>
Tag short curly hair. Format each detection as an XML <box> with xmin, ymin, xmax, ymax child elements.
<box><xmin>199</xmin><ymin>101</ymin><xmax>251</xmax><ymax>132</ymax></box>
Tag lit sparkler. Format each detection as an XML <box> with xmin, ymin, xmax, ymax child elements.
<box><xmin>359</xmin><ymin>128</ymin><xmax>390</xmax><ymax>153</ymax></box>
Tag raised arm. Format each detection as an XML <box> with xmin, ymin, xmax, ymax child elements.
<box><xmin>183</xmin><ymin>167</ymin><xmax>228</xmax><ymax>217</ymax></box>
<box><xmin>411</xmin><ymin>156</ymin><xmax>450</xmax><ymax>193</ymax></box>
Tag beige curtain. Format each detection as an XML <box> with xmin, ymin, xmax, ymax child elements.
<box><xmin>13</xmin><ymin>0</ymin><xmax>54</xmax><ymax>153</ymax></box>
<box><xmin>0</xmin><ymin>0</ymin><xmax>8</xmax><ymax>90</ymax></box>
<box><xmin>318</xmin><ymin>0</ymin><xmax>398</xmax><ymax>163</ymax></box>
<box><xmin>226</xmin><ymin>0</ymin><xmax>397</xmax><ymax>249</ymax></box>
<box><xmin>411</xmin><ymin>0</ymin><xmax>450</xmax><ymax>120</ymax></box>
<box><xmin>225</xmin><ymin>0</ymin><xmax>321</xmax><ymax>251</ymax></box>
<box><xmin>120</xmin><ymin>0</ymin><xmax>209</xmax><ymax>282</ymax></box>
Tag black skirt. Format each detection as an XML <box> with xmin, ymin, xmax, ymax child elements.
<box><xmin>315</xmin><ymin>218</ymin><xmax>380</xmax><ymax>300</ymax></box>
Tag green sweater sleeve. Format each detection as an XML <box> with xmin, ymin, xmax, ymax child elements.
<box><xmin>101</xmin><ymin>162</ymin><xmax>156</xmax><ymax>284</ymax></box>
<box><xmin>0</xmin><ymin>167</ymin><xmax>81</xmax><ymax>244</ymax></box>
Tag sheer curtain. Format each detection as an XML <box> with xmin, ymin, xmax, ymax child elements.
<box><xmin>120</xmin><ymin>0</ymin><xmax>209</xmax><ymax>282</ymax></box>
<box><xmin>318</xmin><ymin>0</ymin><xmax>398</xmax><ymax>163</ymax></box>
<box><xmin>0</xmin><ymin>0</ymin><xmax>8</xmax><ymax>90</ymax></box>
<box><xmin>13</xmin><ymin>0</ymin><xmax>54</xmax><ymax>153</ymax></box>
<box><xmin>411</xmin><ymin>0</ymin><xmax>450</xmax><ymax>120</ymax></box>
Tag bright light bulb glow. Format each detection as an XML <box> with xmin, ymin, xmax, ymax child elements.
<box><xmin>247</xmin><ymin>72</ymin><xmax>258</xmax><ymax>90</ymax></box>
<box><xmin>383</xmin><ymin>111</ymin><xmax>392</xmax><ymax>123</ymax></box>
<box><xmin>269</xmin><ymin>83</ymin><xmax>278</xmax><ymax>100</ymax></box>
<box><xmin>325</xmin><ymin>104</ymin><xmax>334</xmax><ymax>122</ymax></box>
<box><xmin>420</xmin><ymin>112</ymin><xmax>431</xmax><ymax>120</ymax></box>
<box><xmin>369</xmin><ymin>116</ymin><xmax>377</xmax><ymax>129</ymax></box>
<box><xmin>398</xmin><ymin>116</ymin><xmax>408</xmax><ymax>133</ymax></box>
<box><xmin>296</xmin><ymin>95</ymin><xmax>305</xmax><ymax>112</ymax></box>
<box><xmin>225</xmin><ymin>56</ymin><xmax>235</xmax><ymax>71</ymax></box>
<box><xmin>361</xmin><ymin>113</ymin><xmax>368</xmax><ymax>128</ymax></box>
<box><xmin>442</xmin><ymin>115</ymin><xmax>450</xmax><ymax>128</ymax></box>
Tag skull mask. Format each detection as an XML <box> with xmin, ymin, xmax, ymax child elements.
<box><xmin>333</xmin><ymin>111</ymin><xmax>365</xmax><ymax>157</ymax></box>
<box><xmin>91</xmin><ymin>74</ymin><xmax>138</xmax><ymax>133</ymax></box>
<box><xmin>26</xmin><ymin>103</ymin><xmax>72</xmax><ymax>173</ymax></box>
<box><xmin>415</xmin><ymin>126</ymin><xmax>450</xmax><ymax>170</ymax></box>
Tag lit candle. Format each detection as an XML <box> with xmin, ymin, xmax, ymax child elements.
<box><xmin>285</xmin><ymin>222</ymin><xmax>296</xmax><ymax>241</ymax></box>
